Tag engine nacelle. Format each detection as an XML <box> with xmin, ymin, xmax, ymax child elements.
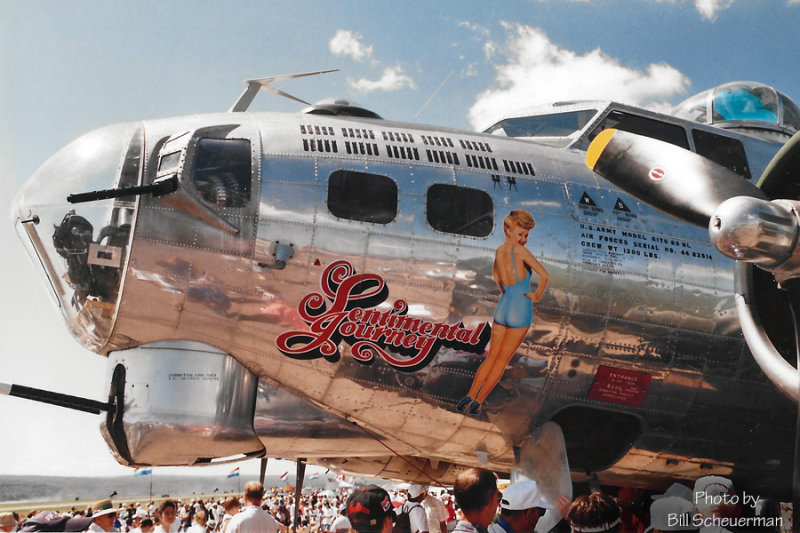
<box><xmin>100</xmin><ymin>341</ymin><xmax>265</xmax><ymax>466</ymax></box>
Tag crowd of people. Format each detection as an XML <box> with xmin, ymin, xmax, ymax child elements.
<box><xmin>0</xmin><ymin>471</ymin><xmax>792</xmax><ymax>533</ymax></box>
<box><xmin>0</xmin><ymin>483</ymin><xmax>355</xmax><ymax>533</ymax></box>
<box><xmin>342</xmin><ymin>471</ymin><xmax>792</xmax><ymax>533</ymax></box>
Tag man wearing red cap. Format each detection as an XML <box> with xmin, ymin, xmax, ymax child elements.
<box><xmin>347</xmin><ymin>485</ymin><xmax>396</xmax><ymax>533</ymax></box>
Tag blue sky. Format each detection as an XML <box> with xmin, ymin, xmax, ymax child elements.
<box><xmin>1</xmin><ymin>0</ymin><xmax>799</xmax><ymax>479</ymax></box>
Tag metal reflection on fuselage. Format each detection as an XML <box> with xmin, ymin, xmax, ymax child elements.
<box><xmin>117</xmin><ymin>113</ymin><xmax>792</xmax><ymax>490</ymax></box>
<box><xmin>13</xmin><ymin>104</ymin><xmax>795</xmax><ymax>492</ymax></box>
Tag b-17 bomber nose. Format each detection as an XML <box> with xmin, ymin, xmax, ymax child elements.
<box><xmin>11</xmin><ymin>122</ymin><xmax>144</xmax><ymax>351</ymax></box>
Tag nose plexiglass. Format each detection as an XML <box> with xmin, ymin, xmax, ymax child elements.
<box><xmin>12</xmin><ymin>122</ymin><xmax>143</xmax><ymax>351</ymax></box>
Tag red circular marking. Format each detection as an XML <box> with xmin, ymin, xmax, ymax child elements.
<box><xmin>649</xmin><ymin>167</ymin><xmax>666</xmax><ymax>181</ymax></box>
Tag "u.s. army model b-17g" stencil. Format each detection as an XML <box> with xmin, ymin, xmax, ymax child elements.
<box><xmin>6</xmin><ymin>74</ymin><xmax>800</xmax><ymax>510</ymax></box>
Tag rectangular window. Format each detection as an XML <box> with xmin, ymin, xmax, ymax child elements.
<box><xmin>485</xmin><ymin>109</ymin><xmax>597</xmax><ymax>138</ymax></box>
<box><xmin>158</xmin><ymin>151</ymin><xmax>182</xmax><ymax>174</ymax></box>
<box><xmin>192</xmin><ymin>138</ymin><xmax>251</xmax><ymax>208</ymax></box>
<box><xmin>327</xmin><ymin>170</ymin><xmax>398</xmax><ymax>224</ymax></box>
<box><xmin>589</xmin><ymin>110</ymin><xmax>690</xmax><ymax>149</ymax></box>
<box><xmin>427</xmin><ymin>184</ymin><xmax>493</xmax><ymax>237</ymax></box>
<box><xmin>692</xmin><ymin>129</ymin><xmax>752</xmax><ymax>180</ymax></box>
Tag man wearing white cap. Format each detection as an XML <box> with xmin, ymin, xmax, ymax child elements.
<box><xmin>409</xmin><ymin>486</ymin><xmax>449</xmax><ymax>533</ymax></box>
<box><xmin>400</xmin><ymin>485</ymin><xmax>430</xmax><ymax>533</ymax></box>
<box><xmin>692</xmin><ymin>476</ymin><xmax>739</xmax><ymax>533</ymax></box>
<box><xmin>645</xmin><ymin>497</ymin><xmax>699</xmax><ymax>533</ymax></box>
<box><xmin>488</xmin><ymin>480</ymin><xmax>553</xmax><ymax>533</ymax></box>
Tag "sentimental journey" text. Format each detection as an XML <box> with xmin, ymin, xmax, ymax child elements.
<box><xmin>276</xmin><ymin>261</ymin><xmax>490</xmax><ymax>371</ymax></box>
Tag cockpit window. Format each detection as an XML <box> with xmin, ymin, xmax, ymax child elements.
<box><xmin>692</xmin><ymin>129</ymin><xmax>751</xmax><ymax>180</ymax></box>
<box><xmin>158</xmin><ymin>151</ymin><xmax>182</xmax><ymax>174</ymax></box>
<box><xmin>484</xmin><ymin>109</ymin><xmax>597</xmax><ymax>138</ymax></box>
<box><xmin>193</xmin><ymin>138</ymin><xmax>252</xmax><ymax>208</ymax></box>
<box><xmin>588</xmin><ymin>110</ymin><xmax>690</xmax><ymax>150</ymax></box>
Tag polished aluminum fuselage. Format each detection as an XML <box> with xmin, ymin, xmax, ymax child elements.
<box><xmin>15</xmin><ymin>109</ymin><xmax>794</xmax><ymax>494</ymax></box>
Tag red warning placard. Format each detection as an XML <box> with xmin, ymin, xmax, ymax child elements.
<box><xmin>588</xmin><ymin>365</ymin><xmax>651</xmax><ymax>407</ymax></box>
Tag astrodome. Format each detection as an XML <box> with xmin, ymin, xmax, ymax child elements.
<box><xmin>672</xmin><ymin>81</ymin><xmax>800</xmax><ymax>142</ymax></box>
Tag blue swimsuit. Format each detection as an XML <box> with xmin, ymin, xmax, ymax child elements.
<box><xmin>493</xmin><ymin>246</ymin><xmax>533</xmax><ymax>329</ymax></box>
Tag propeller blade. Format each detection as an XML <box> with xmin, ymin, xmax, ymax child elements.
<box><xmin>586</xmin><ymin>129</ymin><xmax>766</xmax><ymax>227</ymax></box>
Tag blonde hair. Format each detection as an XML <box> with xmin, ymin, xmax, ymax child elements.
<box><xmin>503</xmin><ymin>210</ymin><xmax>535</xmax><ymax>235</ymax></box>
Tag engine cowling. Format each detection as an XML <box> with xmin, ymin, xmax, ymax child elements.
<box><xmin>101</xmin><ymin>340</ymin><xmax>265</xmax><ymax>466</ymax></box>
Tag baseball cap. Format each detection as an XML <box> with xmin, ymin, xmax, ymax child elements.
<box><xmin>347</xmin><ymin>485</ymin><xmax>394</xmax><ymax>533</ymax></box>
<box><xmin>408</xmin><ymin>485</ymin><xmax>427</xmax><ymax>499</ymax></box>
<box><xmin>693</xmin><ymin>476</ymin><xmax>734</xmax><ymax>503</ymax></box>
<box><xmin>500</xmin><ymin>480</ymin><xmax>553</xmax><ymax>511</ymax></box>
<box><xmin>646</xmin><ymin>497</ymin><xmax>698</xmax><ymax>531</ymax></box>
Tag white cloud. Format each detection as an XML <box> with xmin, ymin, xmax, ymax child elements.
<box><xmin>458</xmin><ymin>20</ymin><xmax>491</xmax><ymax>39</ymax></box>
<box><xmin>350</xmin><ymin>66</ymin><xmax>417</xmax><ymax>93</ymax></box>
<box><xmin>468</xmin><ymin>24</ymin><xmax>689</xmax><ymax>129</ymax></box>
<box><xmin>650</xmin><ymin>0</ymin><xmax>735</xmax><ymax>19</ymax></box>
<box><xmin>329</xmin><ymin>30</ymin><xmax>374</xmax><ymax>62</ymax></box>
<box><xmin>483</xmin><ymin>40</ymin><xmax>500</xmax><ymax>61</ymax></box>
<box><xmin>463</xmin><ymin>62</ymin><xmax>479</xmax><ymax>78</ymax></box>
<box><xmin>694</xmin><ymin>0</ymin><xmax>734</xmax><ymax>20</ymax></box>
<box><xmin>329</xmin><ymin>30</ymin><xmax>415</xmax><ymax>93</ymax></box>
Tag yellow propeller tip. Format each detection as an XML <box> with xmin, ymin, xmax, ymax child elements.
<box><xmin>586</xmin><ymin>128</ymin><xmax>617</xmax><ymax>171</ymax></box>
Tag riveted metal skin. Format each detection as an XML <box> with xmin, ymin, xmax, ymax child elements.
<box><xmin>12</xmin><ymin>104</ymin><xmax>795</xmax><ymax>495</ymax></box>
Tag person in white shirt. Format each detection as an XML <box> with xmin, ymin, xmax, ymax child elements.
<box><xmin>401</xmin><ymin>485</ymin><xmax>430</xmax><ymax>533</ymax></box>
<box><xmin>221</xmin><ymin>496</ymin><xmax>242</xmax><ymax>533</ymax></box>
<box><xmin>322</xmin><ymin>501</ymin><xmax>337</xmax><ymax>533</ymax></box>
<box><xmin>487</xmin><ymin>480</ymin><xmax>553</xmax><ymax>533</ymax></box>
<box><xmin>331</xmin><ymin>506</ymin><xmax>351</xmax><ymax>533</ymax></box>
<box><xmin>186</xmin><ymin>510</ymin><xmax>208</xmax><ymax>533</ymax></box>
<box><xmin>89</xmin><ymin>499</ymin><xmax>120</xmax><ymax>532</ymax></box>
<box><xmin>409</xmin><ymin>486</ymin><xmax>449</xmax><ymax>533</ymax></box>
<box><xmin>154</xmin><ymin>500</ymin><xmax>179</xmax><ymax>533</ymax></box>
<box><xmin>226</xmin><ymin>481</ymin><xmax>279</xmax><ymax>533</ymax></box>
